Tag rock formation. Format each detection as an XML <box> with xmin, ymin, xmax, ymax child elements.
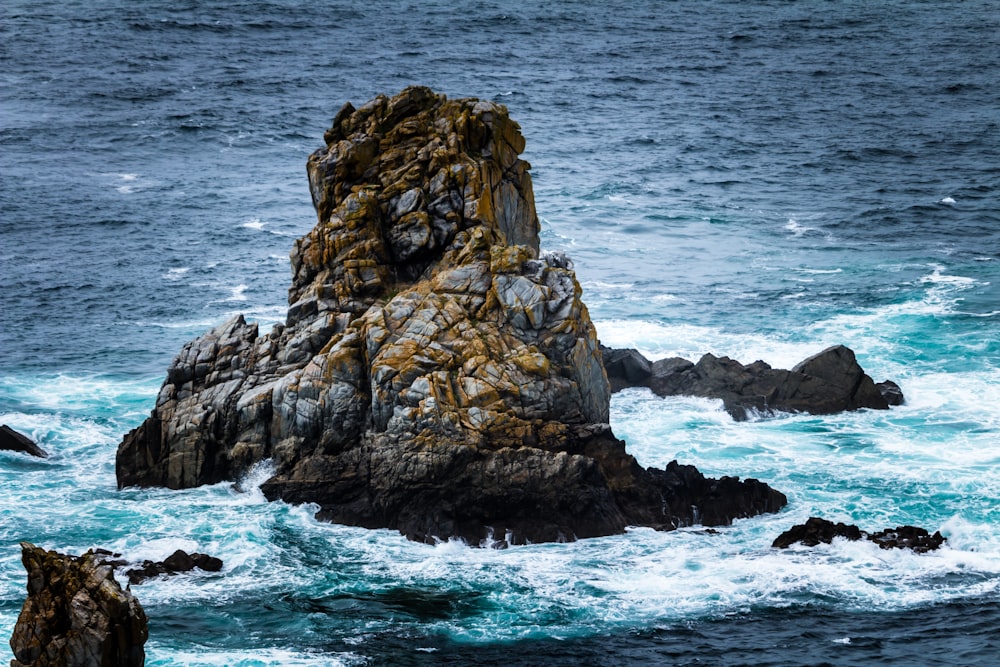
<box><xmin>602</xmin><ymin>344</ymin><xmax>902</xmax><ymax>421</ymax></box>
<box><xmin>122</xmin><ymin>549</ymin><xmax>223</xmax><ymax>585</ymax></box>
<box><xmin>1</xmin><ymin>424</ymin><xmax>47</xmax><ymax>458</ymax></box>
<box><xmin>9</xmin><ymin>542</ymin><xmax>147</xmax><ymax>667</ymax></box>
<box><xmin>117</xmin><ymin>86</ymin><xmax>786</xmax><ymax>544</ymax></box>
<box><xmin>772</xmin><ymin>517</ymin><xmax>946</xmax><ymax>553</ymax></box>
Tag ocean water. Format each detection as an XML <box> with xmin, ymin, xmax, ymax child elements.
<box><xmin>2</xmin><ymin>1</ymin><xmax>999</xmax><ymax>664</ymax></box>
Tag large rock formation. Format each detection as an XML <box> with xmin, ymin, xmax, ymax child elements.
<box><xmin>9</xmin><ymin>542</ymin><xmax>147</xmax><ymax>667</ymax></box>
<box><xmin>117</xmin><ymin>87</ymin><xmax>786</xmax><ymax>544</ymax></box>
<box><xmin>602</xmin><ymin>344</ymin><xmax>902</xmax><ymax>421</ymax></box>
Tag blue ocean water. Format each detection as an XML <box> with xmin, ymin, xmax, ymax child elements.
<box><xmin>2</xmin><ymin>1</ymin><xmax>999</xmax><ymax>664</ymax></box>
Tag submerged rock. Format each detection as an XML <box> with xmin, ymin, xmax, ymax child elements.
<box><xmin>1</xmin><ymin>424</ymin><xmax>48</xmax><ymax>458</ymax></box>
<box><xmin>603</xmin><ymin>345</ymin><xmax>902</xmax><ymax>420</ymax></box>
<box><xmin>117</xmin><ymin>87</ymin><xmax>786</xmax><ymax>544</ymax></box>
<box><xmin>772</xmin><ymin>517</ymin><xmax>945</xmax><ymax>553</ymax></box>
<box><xmin>9</xmin><ymin>542</ymin><xmax>147</xmax><ymax>667</ymax></box>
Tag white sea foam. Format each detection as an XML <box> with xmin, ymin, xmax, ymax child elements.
<box><xmin>163</xmin><ymin>267</ymin><xmax>190</xmax><ymax>281</ymax></box>
<box><xmin>146</xmin><ymin>646</ymin><xmax>363</xmax><ymax>667</ymax></box>
<box><xmin>242</xmin><ymin>217</ymin><xmax>267</xmax><ymax>230</ymax></box>
<box><xmin>225</xmin><ymin>284</ymin><xmax>248</xmax><ymax>301</ymax></box>
<box><xmin>940</xmin><ymin>196</ymin><xmax>956</xmax><ymax>204</ymax></box>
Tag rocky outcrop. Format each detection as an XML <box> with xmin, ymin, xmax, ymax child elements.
<box><xmin>122</xmin><ymin>549</ymin><xmax>223</xmax><ymax>585</ymax></box>
<box><xmin>1</xmin><ymin>424</ymin><xmax>47</xmax><ymax>458</ymax></box>
<box><xmin>602</xmin><ymin>344</ymin><xmax>902</xmax><ymax>421</ymax></box>
<box><xmin>9</xmin><ymin>542</ymin><xmax>147</xmax><ymax>667</ymax></box>
<box><xmin>772</xmin><ymin>517</ymin><xmax>946</xmax><ymax>553</ymax></box>
<box><xmin>117</xmin><ymin>87</ymin><xmax>786</xmax><ymax>544</ymax></box>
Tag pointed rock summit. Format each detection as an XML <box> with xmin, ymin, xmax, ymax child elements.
<box><xmin>117</xmin><ymin>87</ymin><xmax>786</xmax><ymax>544</ymax></box>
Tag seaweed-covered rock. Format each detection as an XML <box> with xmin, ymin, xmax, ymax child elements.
<box><xmin>9</xmin><ymin>542</ymin><xmax>147</xmax><ymax>667</ymax></box>
<box><xmin>117</xmin><ymin>87</ymin><xmax>786</xmax><ymax>544</ymax></box>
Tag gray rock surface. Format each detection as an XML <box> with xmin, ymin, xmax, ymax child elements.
<box><xmin>117</xmin><ymin>87</ymin><xmax>786</xmax><ymax>544</ymax></box>
<box><xmin>603</xmin><ymin>344</ymin><xmax>901</xmax><ymax>421</ymax></box>
<box><xmin>9</xmin><ymin>542</ymin><xmax>147</xmax><ymax>667</ymax></box>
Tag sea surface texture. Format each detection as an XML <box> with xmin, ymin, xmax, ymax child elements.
<box><xmin>2</xmin><ymin>1</ymin><xmax>999</xmax><ymax>665</ymax></box>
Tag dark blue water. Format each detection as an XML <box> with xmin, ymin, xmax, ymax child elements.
<box><xmin>3</xmin><ymin>1</ymin><xmax>999</xmax><ymax>664</ymax></box>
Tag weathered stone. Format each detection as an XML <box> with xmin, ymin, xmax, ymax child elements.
<box><xmin>9</xmin><ymin>542</ymin><xmax>147</xmax><ymax>667</ymax></box>
<box><xmin>605</xmin><ymin>345</ymin><xmax>901</xmax><ymax>421</ymax></box>
<box><xmin>1</xmin><ymin>424</ymin><xmax>47</xmax><ymax>458</ymax></box>
<box><xmin>117</xmin><ymin>87</ymin><xmax>786</xmax><ymax>544</ymax></box>
<box><xmin>772</xmin><ymin>517</ymin><xmax>945</xmax><ymax>553</ymax></box>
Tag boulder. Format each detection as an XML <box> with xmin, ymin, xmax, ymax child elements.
<box><xmin>117</xmin><ymin>87</ymin><xmax>786</xmax><ymax>544</ymax></box>
<box><xmin>602</xmin><ymin>345</ymin><xmax>902</xmax><ymax>420</ymax></box>
<box><xmin>772</xmin><ymin>517</ymin><xmax>945</xmax><ymax>553</ymax></box>
<box><xmin>1</xmin><ymin>424</ymin><xmax>48</xmax><ymax>458</ymax></box>
<box><xmin>9</xmin><ymin>542</ymin><xmax>147</xmax><ymax>667</ymax></box>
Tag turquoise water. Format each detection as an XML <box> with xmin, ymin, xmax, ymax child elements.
<box><xmin>3</xmin><ymin>0</ymin><xmax>999</xmax><ymax>663</ymax></box>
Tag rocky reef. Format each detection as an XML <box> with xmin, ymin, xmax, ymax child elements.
<box><xmin>602</xmin><ymin>345</ymin><xmax>903</xmax><ymax>421</ymax></box>
<box><xmin>772</xmin><ymin>517</ymin><xmax>946</xmax><ymax>553</ymax></box>
<box><xmin>117</xmin><ymin>86</ymin><xmax>786</xmax><ymax>544</ymax></box>
<box><xmin>9</xmin><ymin>542</ymin><xmax>147</xmax><ymax>667</ymax></box>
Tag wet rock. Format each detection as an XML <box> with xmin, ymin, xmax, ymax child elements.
<box><xmin>868</xmin><ymin>525</ymin><xmax>945</xmax><ymax>553</ymax></box>
<box><xmin>1</xmin><ymin>424</ymin><xmax>48</xmax><ymax>458</ymax></box>
<box><xmin>772</xmin><ymin>517</ymin><xmax>945</xmax><ymax>553</ymax></box>
<box><xmin>876</xmin><ymin>380</ymin><xmax>905</xmax><ymax>406</ymax></box>
<box><xmin>600</xmin><ymin>345</ymin><xmax>652</xmax><ymax>393</ymax></box>
<box><xmin>771</xmin><ymin>516</ymin><xmax>863</xmax><ymax>548</ymax></box>
<box><xmin>117</xmin><ymin>87</ymin><xmax>786</xmax><ymax>544</ymax></box>
<box><xmin>9</xmin><ymin>542</ymin><xmax>147</xmax><ymax>667</ymax></box>
<box><xmin>124</xmin><ymin>549</ymin><xmax>224</xmax><ymax>585</ymax></box>
<box><xmin>603</xmin><ymin>345</ymin><xmax>901</xmax><ymax>420</ymax></box>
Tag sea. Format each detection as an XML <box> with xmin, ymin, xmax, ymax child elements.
<box><xmin>2</xmin><ymin>1</ymin><xmax>999</xmax><ymax>664</ymax></box>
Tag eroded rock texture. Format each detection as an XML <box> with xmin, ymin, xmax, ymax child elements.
<box><xmin>117</xmin><ymin>87</ymin><xmax>786</xmax><ymax>544</ymax></box>
<box><xmin>9</xmin><ymin>542</ymin><xmax>147</xmax><ymax>667</ymax></box>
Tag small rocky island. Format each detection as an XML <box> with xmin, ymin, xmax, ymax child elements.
<box><xmin>9</xmin><ymin>543</ymin><xmax>147</xmax><ymax>667</ymax></box>
<box><xmin>117</xmin><ymin>87</ymin><xmax>787</xmax><ymax>544</ymax></box>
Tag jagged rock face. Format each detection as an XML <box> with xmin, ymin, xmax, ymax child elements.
<box><xmin>117</xmin><ymin>87</ymin><xmax>786</xmax><ymax>544</ymax></box>
<box><xmin>9</xmin><ymin>542</ymin><xmax>147</xmax><ymax>667</ymax></box>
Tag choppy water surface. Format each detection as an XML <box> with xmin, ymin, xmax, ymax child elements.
<box><xmin>2</xmin><ymin>1</ymin><xmax>999</xmax><ymax>664</ymax></box>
